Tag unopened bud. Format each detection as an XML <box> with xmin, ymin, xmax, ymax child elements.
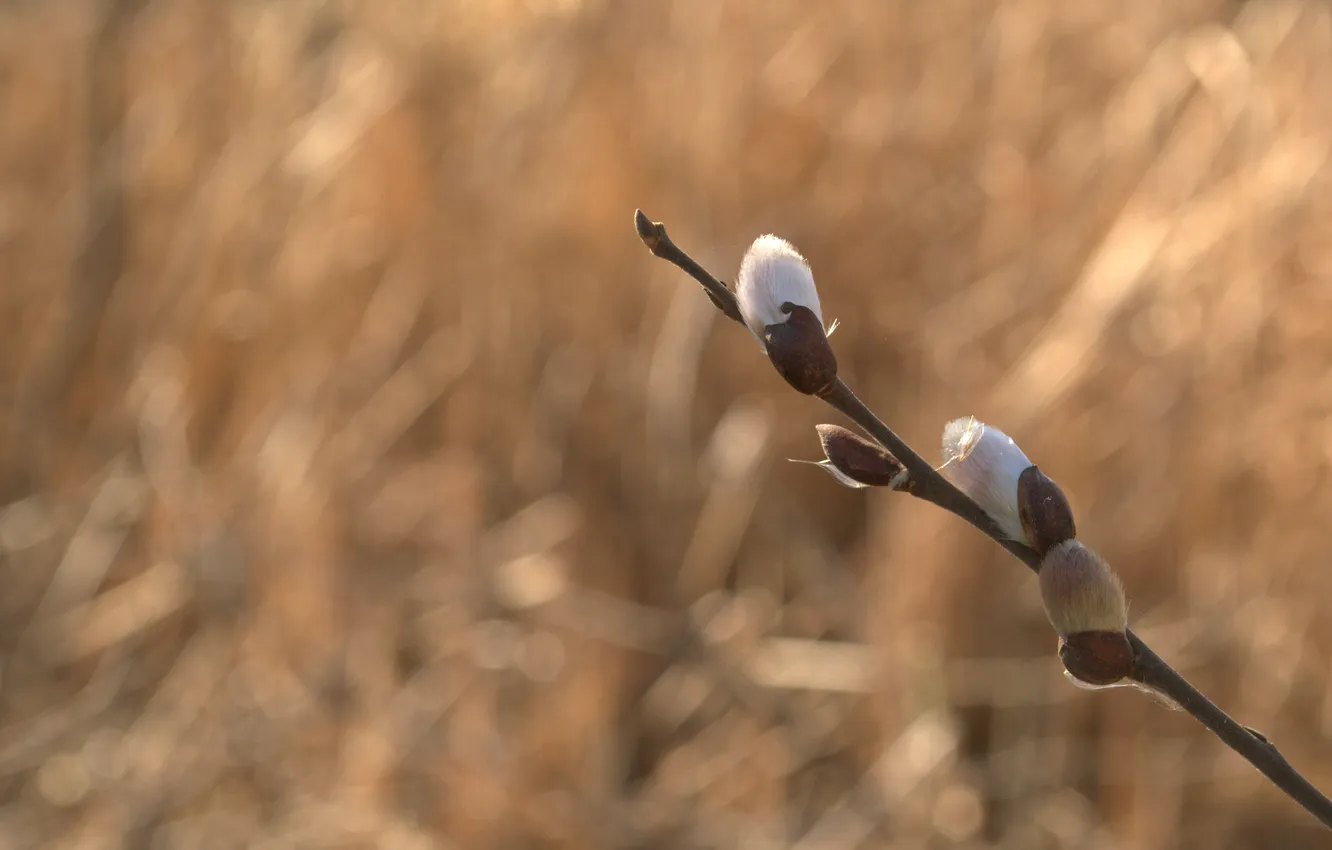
<box><xmin>736</xmin><ymin>236</ymin><xmax>838</xmax><ymax>396</ymax></box>
<box><xmin>798</xmin><ymin>424</ymin><xmax>906</xmax><ymax>489</ymax></box>
<box><xmin>940</xmin><ymin>417</ymin><xmax>1032</xmax><ymax>545</ymax></box>
<box><xmin>1017</xmin><ymin>466</ymin><xmax>1076</xmax><ymax>556</ymax></box>
<box><xmin>1039</xmin><ymin>540</ymin><xmax>1132</xmax><ymax>685</ymax></box>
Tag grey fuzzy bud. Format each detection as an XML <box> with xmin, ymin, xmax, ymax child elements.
<box><xmin>1039</xmin><ymin>540</ymin><xmax>1127</xmax><ymax>636</ymax></box>
<box><xmin>1039</xmin><ymin>540</ymin><xmax>1133</xmax><ymax>685</ymax></box>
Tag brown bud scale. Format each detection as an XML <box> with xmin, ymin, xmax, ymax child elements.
<box><xmin>1017</xmin><ymin>465</ymin><xmax>1075</xmax><ymax>556</ymax></box>
<box><xmin>764</xmin><ymin>305</ymin><xmax>837</xmax><ymax>396</ymax></box>
<box><xmin>1059</xmin><ymin>630</ymin><xmax>1134</xmax><ymax>686</ymax></box>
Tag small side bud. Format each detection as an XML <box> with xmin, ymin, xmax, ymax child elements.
<box><xmin>1040</xmin><ymin>540</ymin><xmax>1133</xmax><ymax>685</ymax></box>
<box><xmin>735</xmin><ymin>236</ymin><xmax>838</xmax><ymax>396</ymax></box>
<box><xmin>806</xmin><ymin>424</ymin><xmax>906</xmax><ymax>488</ymax></box>
<box><xmin>1017</xmin><ymin>466</ymin><xmax>1076</xmax><ymax>555</ymax></box>
<box><xmin>939</xmin><ymin>417</ymin><xmax>1032</xmax><ymax>545</ymax></box>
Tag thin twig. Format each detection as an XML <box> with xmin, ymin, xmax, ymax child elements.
<box><xmin>633</xmin><ymin>209</ymin><xmax>1332</xmax><ymax>830</ymax></box>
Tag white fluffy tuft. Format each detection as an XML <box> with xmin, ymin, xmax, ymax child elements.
<box><xmin>939</xmin><ymin>417</ymin><xmax>1032</xmax><ymax>545</ymax></box>
<box><xmin>735</xmin><ymin>235</ymin><xmax>824</xmax><ymax>349</ymax></box>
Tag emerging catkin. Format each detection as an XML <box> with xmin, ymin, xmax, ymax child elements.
<box><xmin>1038</xmin><ymin>539</ymin><xmax>1127</xmax><ymax>637</ymax></box>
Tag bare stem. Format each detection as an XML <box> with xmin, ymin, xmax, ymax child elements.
<box><xmin>633</xmin><ymin>209</ymin><xmax>1332</xmax><ymax>830</ymax></box>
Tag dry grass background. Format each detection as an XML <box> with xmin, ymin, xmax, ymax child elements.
<box><xmin>2</xmin><ymin>0</ymin><xmax>1332</xmax><ymax>847</ymax></box>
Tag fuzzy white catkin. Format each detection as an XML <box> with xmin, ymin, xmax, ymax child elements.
<box><xmin>735</xmin><ymin>235</ymin><xmax>824</xmax><ymax>349</ymax></box>
<box><xmin>940</xmin><ymin>417</ymin><xmax>1032</xmax><ymax>545</ymax></box>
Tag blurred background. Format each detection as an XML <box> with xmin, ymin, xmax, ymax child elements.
<box><xmin>3</xmin><ymin>0</ymin><xmax>1332</xmax><ymax>847</ymax></box>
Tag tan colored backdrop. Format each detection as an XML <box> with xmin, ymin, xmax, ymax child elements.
<box><xmin>2</xmin><ymin>1</ymin><xmax>1332</xmax><ymax>847</ymax></box>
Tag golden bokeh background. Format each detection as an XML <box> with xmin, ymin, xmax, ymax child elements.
<box><xmin>3</xmin><ymin>1</ymin><xmax>1332</xmax><ymax>847</ymax></box>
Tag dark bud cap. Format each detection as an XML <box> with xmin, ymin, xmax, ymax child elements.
<box><xmin>1058</xmin><ymin>630</ymin><xmax>1134</xmax><ymax>686</ymax></box>
<box><xmin>815</xmin><ymin>424</ymin><xmax>906</xmax><ymax>488</ymax></box>
<box><xmin>1018</xmin><ymin>465</ymin><xmax>1076</xmax><ymax>555</ymax></box>
<box><xmin>764</xmin><ymin>304</ymin><xmax>837</xmax><ymax>396</ymax></box>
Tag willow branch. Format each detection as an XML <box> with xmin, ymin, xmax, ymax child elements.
<box><xmin>633</xmin><ymin>209</ymin><xmax>1332</xmax><ymax>830</ymax></box>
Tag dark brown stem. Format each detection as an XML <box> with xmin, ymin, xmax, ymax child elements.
<box><xmin>634</xmin><ymin>210</ymin><xmax>744</xmax><ymax>323</ymax></box>
<box><xmin>632</xmin><ymin>209</ymin><xmax>1332</xmax><ymax>830</ymax></box>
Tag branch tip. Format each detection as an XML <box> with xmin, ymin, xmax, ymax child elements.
<box><xmin>634</xmin><ymin>209</ymin><xmax>663</xmax><ymax>254</ymax></box>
